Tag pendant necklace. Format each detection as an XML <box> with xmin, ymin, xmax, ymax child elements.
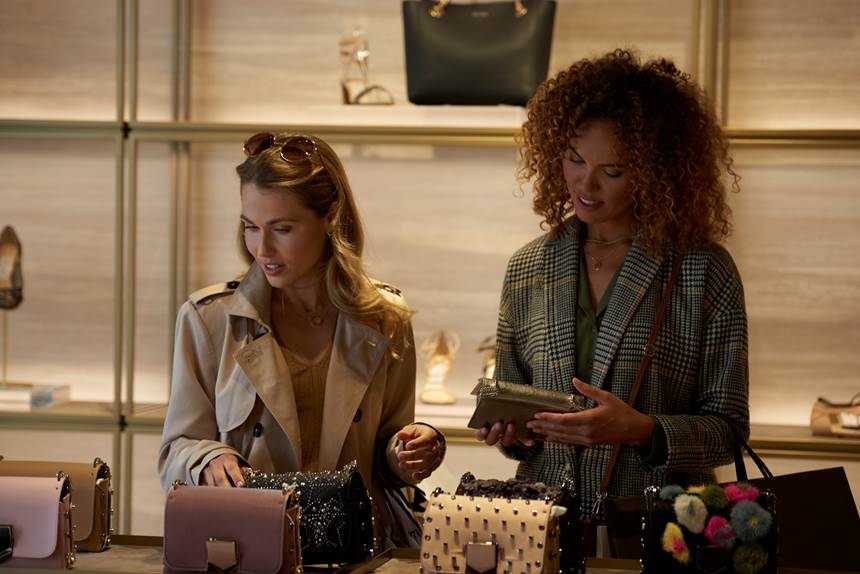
<box><xmin>281</xmin><ymin>291</ymin><xmax>326</xmax><ymax>327</ymax></box>
<box><xmin>584</xmin><ymin>235</ymin><xmax>633</xmax><ymax>271</ymax></box>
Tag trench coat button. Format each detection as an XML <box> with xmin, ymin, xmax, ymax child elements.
<box><xmin>353</xmin><ymin>409</ymin><xmax>362</xmax><ymax>422</ymax></box>
<box><xmin>253</xmin><ymin>422</ymin><xmax>263</xmax><ymax>437</ymax></box>
<box><xmin>226</xmin><ymin>280</ymin><xmax>240</xmax><ymax>289</ymax></box>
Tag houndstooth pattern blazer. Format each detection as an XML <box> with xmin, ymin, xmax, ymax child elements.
<box><xmin>494</xmin><ymin>217</ymin><xmax>749</xmax><ymax>513</ymax></box>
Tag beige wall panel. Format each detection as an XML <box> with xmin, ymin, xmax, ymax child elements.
<box><xmin>0</xmin><ymin>139</ymin><xmax>116</xmax><ymax>401</ymax></box>
<box><xmin>727</xmin><ymin>147</ymin><xmax>860</xmax><ymax>425</ymax></box>
<box><xmin>129</xmin><ymin>432</ymin><xmax>165</xmax><ymax>535</ymax></box>
<box><xmin>0</xmin><ymin>428</ymin><xmax>114</xmax><ymax>469</ymax></box>
<box><xmin>728</xmin><ymin>0</ymin><xmax>860</xmax><ymax>128</ymax></box>
<box><xmin>146</xmin><ymin>0</ymin><xmax>695</xmax><ymax>123</ymax></box>
<box><xmin>0</xmin><ymin>0</ymin><xmax>118</xmax><ymax>120</ymax></box>
<box><xmin>134</xmin><ymin>143</ymin><xmax>174</xmax><ymax>404</ymax></box>
<box><xmin>137</xmin><ymin>0</ymin><xmax>175</xmax><ymax>121</ymax></box>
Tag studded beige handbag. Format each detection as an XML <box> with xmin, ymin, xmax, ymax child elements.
<box><xmin>420</xmin><ymin>489</ymin><xmax>566</xmax><ymax>574</ymax></box>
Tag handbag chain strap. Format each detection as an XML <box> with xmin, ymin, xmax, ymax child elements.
<box><xmin>429</xmin><ymin>0</ymin><xmax>528</xmax><ymax>18</ymax></box>
<box><xmin>595</xmin><ymin>254</ymin><xmax>685</xmax><ymax>505</ymax></box>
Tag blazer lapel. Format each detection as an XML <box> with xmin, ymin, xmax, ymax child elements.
<box><xmin>544</xmin><ymin>220</ymin><xmax>581</xmax><ymax>393</ymax></box>
<box><xmin>590</xmin><ymin>243</ymin><xmax>662</xmax><ymax>392</ymax></box>
<box><xmin>233</xmin><ymin>333</ymin><xmax>302</xmax><ymax>460</ymax></box>
<box><xmin>318</xmin><ymin>313</ymin><xmax>386</xmax><ymax>470</ymax></box>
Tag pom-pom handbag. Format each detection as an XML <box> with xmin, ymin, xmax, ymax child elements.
<box><xmin>0</xmin><ymin>456</ymin><xmax>112</xmax><ymax>551</ymax></box>
<box><xmin>642</xmin><ymin>482</ymin><xmax>777</xmax><ymax>574</ymax></box>
<box><xmin>420</xmin><ymin>488</ymin><xmax>566</xmax><ymax>574</ymax></box>
<box><xmin>244</xmin><ymin>460</ymin><xmax>375</xmax><ymax>566</ymax></box>
<box><xmin>402</xmin><ymin>0</ymin><xmax>556</xmax><ymax>106</ymax></box>
<box><xmin>163</xmin><ymin>482</ymin><xmax>301</xmax><ymax>574</ymax></box>
<box><xmin>0</xmin><ymin>474</ymin><xmax>75</xmax><ymax>569</ymax></box>
<box><xmin>455</xmin><ymin>473</ymin><xmax>584</xmax><ymax>574</ymax></box>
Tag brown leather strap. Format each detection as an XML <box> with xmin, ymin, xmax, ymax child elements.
<box><xmin>597</xmin><ymin>254</ymin><xmax>685</xmax><ymax>498</ymax></box>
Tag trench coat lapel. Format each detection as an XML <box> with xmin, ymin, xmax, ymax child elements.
<box><xmin>234</xmin><ymin>333</ymin><xmax>302</xmax><ymax>460</ymax></box>
<box><xmin>228</xmin><ymin>264</ymin><xmax>302</xmax><ymax>461</ymax></box>
<box><xmin>589</xmin><ymin>243</ymin><xmax>662</xmax><ymax>392</ymax></box>
<box><xmin>318</xmin><ymin>312</ymin><xmax>386</xmax><ymax>470</ymax></box>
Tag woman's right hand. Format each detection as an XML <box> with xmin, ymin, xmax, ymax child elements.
<box><xmin>475</xmin><ymin>421</ymin><xmax>536</xmax><ymax>448</ymax></box>
<box><xmin>200</xmin><ymin>453</ymin><xmax>245</xmax><ymax>487</ymax></box>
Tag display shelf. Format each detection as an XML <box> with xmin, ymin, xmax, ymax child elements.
<box><xmin>0</xmin><ymin>401</ymin><xmax>117</xmax><ymax>431</ymax></box>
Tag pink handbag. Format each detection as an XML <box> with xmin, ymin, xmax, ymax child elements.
<box><xmin>0</xmin><ymin>456</ymin><xmax>112</xmax><ymax>551</ymax></box>
<box><xmin>0</xmin><ymin>474</ymin><xmax>75</xmax><ymax>569</ymax></box>
<box><xmin>164</xmin><ymin>483</ymin><xmax>302</xmax><ymax>574</ymax></box>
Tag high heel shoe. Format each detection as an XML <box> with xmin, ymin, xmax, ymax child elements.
<box><xmin>339</xmin><ymin>28</ymin><xmax>394</xmax><ymax>105</ymax></box>
<box><xmin>810</xmin><ymin>393</ymin><xmax>860</xmax><ymax>438</ymax></box>
<box><xmin>0</xmin><ymin>225</ymin><xmax>23</xmax><ymax>310</ymax></box>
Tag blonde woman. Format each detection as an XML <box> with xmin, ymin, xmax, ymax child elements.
<box><xmin>158</xmin><ymin>133</ymin><xmax>444</xmax><ymax>546</ymax></box>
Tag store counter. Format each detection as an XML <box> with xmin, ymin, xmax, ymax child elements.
<box><xmin>7</xmin><ymin>541</ymin><xmax>855</xmax><ymax>574</ymax></box>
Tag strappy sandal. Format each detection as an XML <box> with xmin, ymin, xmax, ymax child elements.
<box><xmin>811</xmin><ymin>393</ymin><xmax>860</xmax><ymax>438</ymax></box>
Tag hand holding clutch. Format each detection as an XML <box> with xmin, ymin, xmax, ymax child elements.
<box><xmin>467</xmin><ymin>378</ymin><xmax>586</xmax><ymax>442</ymax></box>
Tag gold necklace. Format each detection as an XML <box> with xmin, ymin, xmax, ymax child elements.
<box><xmin>281</xmin><ymin>291</ymin><xmax>326</xmax><ymax>327</ymax></box>
<box><xmin>584</xmin><ymin>238</ymin><xmax>631</xmax><ymax>271</ymax></box>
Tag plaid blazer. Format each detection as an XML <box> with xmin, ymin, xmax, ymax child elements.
<box><xmin>494</xmin><ymin>218</ymin><xmax>749</xmax><ymax>512</ymax></box>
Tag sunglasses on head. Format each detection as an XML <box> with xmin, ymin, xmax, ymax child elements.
<box><xmin>242</xmin><ymin>132</ymin><xmax>318</xmax><ymax>165</ymax></box>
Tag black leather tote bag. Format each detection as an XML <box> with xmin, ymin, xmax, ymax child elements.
<box><xmin>402</xmin><ymin>0</ymin><xmax>556</xmax><ymax>106</ymax></box>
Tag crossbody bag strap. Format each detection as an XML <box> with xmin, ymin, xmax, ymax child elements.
<box><xmin>597</xmin><ymin>253</ymin><xmax>685</xmax><ymax>498</ymax></box>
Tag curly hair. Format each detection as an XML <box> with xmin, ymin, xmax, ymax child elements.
<box><xmin>518</xmin><ymin>49</ymin><xmax>738</xmax><ymax>255</ymax></box>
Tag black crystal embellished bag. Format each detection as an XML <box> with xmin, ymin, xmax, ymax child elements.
<box><xmin>456</xmin><ymin>473</ymin><xmax>585</xmax><ymax>574</ymax></box>
<box><xmin>243</xmin><ymin>461</ymin><xmax>375</xmax><ymax>566</ymax></box>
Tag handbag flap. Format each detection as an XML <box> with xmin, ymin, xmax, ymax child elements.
<box><xmin>421</xmin><ymin>491</ymin><xmax>563</xmax><ymax>574</ymax></box>
<box><xmin>0</xmin><ymin>458</ymin><xmax>106</xmax><ymax>540</ymax></box>
<box><xmin>164</xmin><ymin>485</ymin><xmax>294</xmax><ymax>574</ymax></box>
<box><xmin>0</xmin><ymin>475</ymin><xmax>66</xmax><ymax>559</ymax></box>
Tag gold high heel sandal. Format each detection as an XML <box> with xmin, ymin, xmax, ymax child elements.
<box><xmin>339</xmin><ymin>28</ymin><xmax>393</xmax><ymax>105</ymax></box>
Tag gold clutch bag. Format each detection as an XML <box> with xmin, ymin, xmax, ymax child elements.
<box><xmin>467</xmin><ymin>378</ymin><xmax>586</xmax><ymax>441</ymax></box>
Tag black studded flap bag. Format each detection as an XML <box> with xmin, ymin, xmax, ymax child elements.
<box><xmin>244</xmin><ymin>460</ymin><xmax>375</xmax><ymax>566</ymax></box>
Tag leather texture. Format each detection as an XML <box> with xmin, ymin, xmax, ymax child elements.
<box><xmin>467</xmin><ymin>378</ymin><xmax>585</xmax><ymax>441</ymax></box>
<box><xmin>641</xmin><ymin>484</ymin><xmax>778</xmax><ymax>574</ymax></box>
<box><xmin>0</xmin><ymin>456</ymin><xmax>112</xmax><ymax>551</ymax></box>
<box><xmin>402</xmin><ymin>0</ymin><xmax>556</xmax><ymax>105</ymax></box>
<box><xmin>244</xmin><ymin>460</ymin><xmax>375</xmax><ymax>565</ymax></box>
<box><xmin>0</xmin><ymin>475</ymin><xmax>74</xmax><ymax>569</ymax></box>
<box><xmin>420</xmin><ymin>490</ymin><xmax>564</xmax><ymax>574</ymax></box>
<box><xmin>163</xmin><ymin>484</ymin><xmax>301</xmax><ymax>574</ymax></box>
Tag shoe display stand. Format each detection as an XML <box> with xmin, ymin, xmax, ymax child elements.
<box><xmin>2</xmin><ymin>0</ymin><xmax>860</xmax><ymax>537</ymax></box>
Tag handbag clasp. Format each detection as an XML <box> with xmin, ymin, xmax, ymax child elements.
<box><xmin>206</xmin><ymin>538</ymin><xmax>238</xmax><ymax>574</ymax></box>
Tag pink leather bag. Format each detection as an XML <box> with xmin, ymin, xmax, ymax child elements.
<box><xmin>0</xmin><ymin>474</ymin><xmax>75</xmax><ymax>569</ymax></box>
<box><xmin>164</xmin><ymin>483</ymin><xmax>301</xmax><ymax>574</ymax></box>
<box><xmin>0</xmin><ymin>456</ymin><xmax>112</xmax><ymax>551</ymax></box>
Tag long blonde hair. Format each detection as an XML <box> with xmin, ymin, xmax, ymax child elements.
<box><xmin>235</xmin><ymin>133</ymin><xmax>413</xmax><ymax>352</ymax></box>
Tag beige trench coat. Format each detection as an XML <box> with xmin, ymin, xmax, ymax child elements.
<box><xmin>158</xmin><ymin>264</ymin><xmax>416</xmax><ymax>533</ymax></box>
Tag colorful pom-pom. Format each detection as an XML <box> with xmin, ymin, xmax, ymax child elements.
<box><xmin>674</xmin><ymin>494</ymin><xmax>708</xmax><ymax>534</ymax></box>
<box><xmin>661</xmin><ymin>522</ymin><xmax>690</xmax><ymax>564</ymax></box>
<box><xmin>704</xmin><ymin>515</ymin><xmax>736</xmax><ymax>549</ymax></box>
<box><xmin>733</xmin><ymin>543</ymin><xmax>769</xmax><ymax>574</ymax></box>
<box><xmin>687</xmin><ymin>485</ymin><xmax>706</xmax><ymax>494</ymax></box>
<box><xmin>731</xmin><ymin>500</ymin><xmax>773</xmax><ymax>542</ymax></box>
<box><xmin>700</xmin><ymin>484</ymin><xmax>731</xmax><ymax>511</ymax></box>
<box><xmin>660</xmin><ymin>485</ymin><xmax>685</xmax><ymax>500</ymax></box>
<box><xmin>725</xmin><ymin>482</ymin><xmax>760</xmax><ymax>503</ymax></box>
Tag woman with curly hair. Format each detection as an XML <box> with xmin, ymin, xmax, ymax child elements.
<box><xmin>476</xmin><ymin>49</ymin><xmax>748</xmax><ymax>535</ymax></box>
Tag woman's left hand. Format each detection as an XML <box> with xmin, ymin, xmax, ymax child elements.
<box><xmin>394</xmin><ymin>423</ymin><xmax>445</xmax><ymax>482</ymax></box>
<box><xmin>525</xmin><ymin>378</ymin><xmax>654</xmax><ymax>446</ymax></box>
